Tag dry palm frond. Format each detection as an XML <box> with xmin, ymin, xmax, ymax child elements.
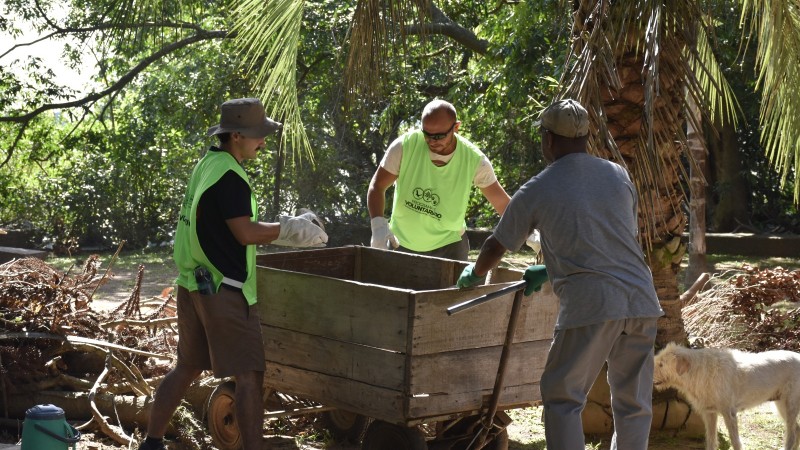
<box><xmin>344</xmin><ymin>0</ymin><xmax>429</xmax><ymax>107</ymax></box>
<box><xmin>683</xmin><ymin>271</ymin><xmax>754</xmax><ymax>349</ymax></box>
<box><xmin>683</xmin><ymin>266</ymin><xmax>800</xmax><ymax>352</ymax></box>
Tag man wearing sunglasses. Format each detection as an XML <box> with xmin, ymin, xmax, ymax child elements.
<box><xmin>367</xmin><ymin>99</ymin><xmax>510</xmax><ymax>260</ymax></box>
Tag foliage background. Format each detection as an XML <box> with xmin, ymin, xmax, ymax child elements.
<box><xmin>0</xmin><ymin>0</ymin><xmax>796</xmax><ymax>250</ymax></box>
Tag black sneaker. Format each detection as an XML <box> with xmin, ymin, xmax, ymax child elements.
<box><xmin>137</xmin><ymin>438</ymin><xmax>167</xmax><ymax>450</ymax></box>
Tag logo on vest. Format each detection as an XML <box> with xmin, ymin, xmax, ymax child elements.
<box><xmin>178</xmin><ymin>194</ymin><xmax>194</xmax><ymax>226</ymax></box>
<box><xmin>412</xmin><ymin>187</ymin><xmax>440</xmax><ymax>206</ymax></box>
<box><xmin>405</xmin><ymin>187</ymin><xmax>442</xmax><ymax>220</ymax></box>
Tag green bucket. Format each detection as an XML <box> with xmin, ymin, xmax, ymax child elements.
<box><xmin>21</xmin><ymin>404</ymin><xmax>81</xmax><ymax>450</ymax></box>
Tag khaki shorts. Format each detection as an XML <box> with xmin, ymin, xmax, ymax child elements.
<box><xmin>175</xmin><ymin>285</ymin><xmax>265</xmax><ymax>378</ymax></box>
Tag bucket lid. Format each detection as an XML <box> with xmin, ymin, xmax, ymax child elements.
<box><xmin>25</xmin><ymin>404</ymin><xmax>66</xmax><ymax>420</ymax></box>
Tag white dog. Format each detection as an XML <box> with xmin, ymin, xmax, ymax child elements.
<box><xmin>653</xmin><ymin>343</ymin><xmax>800</xmax><ymax>450</ymax></box>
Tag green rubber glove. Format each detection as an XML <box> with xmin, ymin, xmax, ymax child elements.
<box><xmin>457</xmin><ymin>263</ymin><xmax>486</xmax><ymax>288</ymax></box>
<box><xmin>523</xmin><ymin>265</ymin><xmax>548</xmax><ymax>295</ymax></box>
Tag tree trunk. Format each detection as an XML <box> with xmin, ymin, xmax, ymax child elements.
<box><xmin>685</xmin><ymin>96</ymin><xmax>709</xmax><ymax>288</ymax></box>
<box><xmin>597</xmin><ymin>48</ymin><xmax>688</xmax><ymax>347</ymax></box>
<box><xmin>3</xmin><ymin>384</ymin><xmax>212</xmax><ymax>431</ymax></box>
<box><xmin>270</xmin><ymin>127</ymin><xmax>285</xmax><ymax>218</ymax></box>
<box><xmin>707</xmin><ymin>121</ymin><xmax>749</xmax><ymax>231</ymax></box>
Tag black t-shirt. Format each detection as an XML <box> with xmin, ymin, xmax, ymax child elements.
<box><xmin>196</xmin><ymin>164</ymin><xmax>252</xmax><ymax>283</ymax></box>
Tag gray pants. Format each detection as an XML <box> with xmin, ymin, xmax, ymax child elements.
<box><xmin>541</xmin><ymin>317</ymin><xmax>658</xmax><ymax>450</ymax></box>
<box><xmin>397</xmin><ymin>233</ymin><xmax>469</xmax><ymax>261</ymax></box>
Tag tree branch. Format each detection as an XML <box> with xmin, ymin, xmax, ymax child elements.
<box><xmin>1</xmin><ymin>22</ymin><xmax>211</xmax><ymax>60</ymax></box>
<box><xmin>0</xmin><ymin>28</ymin><xmax>232</xmax><ymax>167</ymax></box>
<box><xmin>405</xmin><ymin>1</ymin><xmax>489</xmax><ymax>55</ymax></box>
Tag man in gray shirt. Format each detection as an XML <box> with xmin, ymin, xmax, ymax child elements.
<box><xmin>458</xmin><ymin>99</ymin><xmax>663</xmax><ymax>450</ymax></box>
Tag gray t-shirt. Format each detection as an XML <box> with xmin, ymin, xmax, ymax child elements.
<box><xmin>494</xmin><ymin>153</ymin><xmax>663</xmax><ymax>330</ymax></box>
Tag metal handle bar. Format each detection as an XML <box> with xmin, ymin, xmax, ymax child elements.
<box><xmin>447</xmin><ymin>280</ymin><xmax>527</xmax><ymax>315</ymax></box>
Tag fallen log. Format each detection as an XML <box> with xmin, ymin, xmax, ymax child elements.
<box><xmin>0</xmin><ymin>332</ymin><xmax>172</xmax><ymax>360</ymax></box>
<box><xmin>1</xmin><ymin>382</ymin><xmax>214</xmax><ymax>434</ymax></box>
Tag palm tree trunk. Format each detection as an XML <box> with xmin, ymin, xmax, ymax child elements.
<box><xmin>597</xmin><ymin>49</ymin><xmax>689</xmax><ymax>347</ymax></box>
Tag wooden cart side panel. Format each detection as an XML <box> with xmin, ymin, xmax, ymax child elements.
<box><xmin>265</xmin><ymin>362</ymin><xmax>407</xmax><ymax>425</ymax></box>
<box><xmin>406</xmin><ymin>383</ymin><xmax>541</xmax><ymax>423</ymax></box>
<box><xmin>410</xmin><ymin>284</ymin><xmax>559</xmax><ymax>355</ymax></box>
<box><xmin>407</xmin><ymin>339</ymin><xmax>549</xmax><ymax>395</ymax></box>
<box><xmin>256</xmin><ymin>246</ymin><xmax>357</xmax><ymax>280</ymax></box>
<box><xmin>262</xmin><ymin>326</ymin><xmax>406</xmax><ymax>390</ymax></box>
<box><xmin>256</xmin><ymin>267</ymin><xmax>410</xmax><ymax>352</ymax></box>
<box><xmin>358</xmin><ymin>248</ymin><xmax>465</xmax><ymax>290</ymax></box>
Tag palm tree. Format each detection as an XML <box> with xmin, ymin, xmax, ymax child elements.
<box><xmin>231</xmin><ymin>0</ymin><xmax>791</xmax><ymax>347</ymax></box>
<box><xmin>555</xmin><ymin>0</ymin><xmax>798</xmax><ymax>346</ymax></box>
<box><xmin>559</xmin><ymin>0</ymin><xmax>741</xmax><ymax>346</ymax></box>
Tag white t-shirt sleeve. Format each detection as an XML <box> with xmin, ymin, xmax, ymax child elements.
<box><xmin>473</xmin><ymin>156</ymin><xmax>498</xmax><ymax>188</ymax></box>
<box><xmin>379</xmin><ymin>137</ymin><xmax>404</xmax><ymax>175</ymax></box>
<box><xmin>381</xmin><ymin>136</ymin><xmax>497</xmax><ymax>188</ymax></box>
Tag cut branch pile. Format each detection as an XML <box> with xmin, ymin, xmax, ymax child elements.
<box><xmin>683</xmin><ymin>265</ymin><xmax>800</xmax><ymax>352</ymax></box>
<box><xmin>0</xmin><ymin>256</ymin><xmax>204</xmax><ymax>447</ymax></box>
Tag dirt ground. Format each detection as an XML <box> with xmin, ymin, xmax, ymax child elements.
<box><xmin>4</xmin><ymin>249</ymin><xmax>794</xmax><ymax>449</ymax></box>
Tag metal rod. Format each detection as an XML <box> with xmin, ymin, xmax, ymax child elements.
<box><xmin>446</xmin><ymin>281</ymin><xmax>526</xmax><ymax>315</ymax></box>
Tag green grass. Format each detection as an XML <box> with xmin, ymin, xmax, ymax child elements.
<box><xmin>47</xmin><ymin>246</ymin><xmax>174</xmax><ymax>273</ymax></box>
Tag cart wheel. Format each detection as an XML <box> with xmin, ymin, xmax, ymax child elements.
<box><xmin>361</xmin><ymin>420</ymin><xmax>427</xmax><ymax>450</ymax></box>
<box><xmin>206</xmin><ymin>381</ymin><xmax>242</xmax><ymax>450</ymax></box>
<box><xmin>315</xmin><ymin>409</ymin><xmax>369</xmax><ymax>443</ymax></box>
<box><xmin>441</xmin><ymin>416</ymin><xmax>509</xmax><ymax>450</ymax></box>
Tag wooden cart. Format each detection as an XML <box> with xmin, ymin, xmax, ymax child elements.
<box><xmin>208</xmin><ymin>246</ymin><xmax>558</xmax><ymax>449</ymax></box>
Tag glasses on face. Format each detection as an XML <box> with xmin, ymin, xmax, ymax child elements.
<box><xmin>422</xmin><ymin>122</ymin><xmax>456</xmax><ymax>141</ymax></box>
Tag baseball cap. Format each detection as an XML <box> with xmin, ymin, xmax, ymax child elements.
<box><xmin>206</xmin><ymin>98</ymin><xmax>282</xmax><ymax>138</ymax></box>
<box><xmin>534</xmin><ymin>99</ymin><xmax>589</xmax><ymax>138</ymax></box>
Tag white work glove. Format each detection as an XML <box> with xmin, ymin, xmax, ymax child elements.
<box><xmin>273</xmin><ymin>214</ymin><xmax>328</xmax><ymax>247</ymax></box>
<box><xmin>526</xmin><ymin>229</ymin><xmax>541</xmax><ymax>255</ymax></box>
<box><xmin>370</xmin><ymin>217</ymin><xmax>399</xmax><ymax>249</ymax></box>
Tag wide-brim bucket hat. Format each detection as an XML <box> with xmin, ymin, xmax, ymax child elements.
<box><xmin>206</xmin><ymin>98</ymin><xmax>282</xmax><ymax>138</ymax></box>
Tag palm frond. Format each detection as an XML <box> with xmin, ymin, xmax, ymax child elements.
<box><xmin>344</xmin><ymin>0</ymin><xmax>429</xmax><ymax>108</ymax></box>
<box><xmin>231</xmin><ymin>0</ymin><xmax>312</xmax><ymax>163</ymax></box>
<box><xmin>684</xmin><ymin>25</ymin><xmax>739</xmax><ymax>128</ymax></box>
<box><xmin>99</xmin><ymin>0</ymin><xmax>204</xmax><ymax>45</ymax></box>
<box><xmin>740</xmin><ymin>0</ymin><xmax>800</xmax><ymax>201</ymax></box>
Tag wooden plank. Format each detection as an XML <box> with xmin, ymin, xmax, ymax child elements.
<box><xmin>408</xmin><ymin>340</ymin><xmax>550</xmax><ymax>394</ymax></box>
<box><xmin>359</xmin><ymin>248</ymin><xmax>460</xmax><ymax>291</ymax></box>
<box><xmin>410</xmin><ymin>283</ymin><xmax>558</xmax><ymax>355</ymax></box>
<box><xmin>406</xmin><ymin>382</ymin><xmax>541</xmax><ymax>422</ymax></box>
<box><xmin>257</xmin><ymin>267</ymin><xmax>410</xmax><ymax>352</ymax></box>
<box><xmin>265</xmin><ymin>362</ymin><xmax>406</xmax><ymax>424</ymax></box>
<box><xmin>256</xmin><ymin>247</ymin><xmax>356</xmax><ymax>280</ymax></box>
<box><xmin>263</xmin><ymin>326</ymin><xmax>406</xmax><ymax>390</ymax></box>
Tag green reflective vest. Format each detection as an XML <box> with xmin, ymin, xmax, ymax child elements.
<box><xmin>173</xmin><ymin>150</ymin><xmax>258</xmax><ymax>304</ymax></box>
<box><xmin>390</xmin><ymin>131</ymin><xmax>482</xmax><ymax>252</ymax></box>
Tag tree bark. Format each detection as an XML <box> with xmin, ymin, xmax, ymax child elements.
<box><xmin>597</xmin><ymin>48</ymin><xmax>689</xmax><ymax>347</ymax></box>
<box><xmin>685</xmin><ymin>95</ymin><xmax>709</xmax><ymax>288</ymax></box>
<box><xmin>707</xmin><ymin>121</ymin><xmax>749</xmax><ymax>231</ymax></box>
<box><xmin>3</xmin><ymin>384</ymin><xmax>212</xmax><ymax>432</ymax></box>
<box><xmin>271</xmin><ymin>127</ymin><xmax>285</xmax><ymax>218</ymax></box>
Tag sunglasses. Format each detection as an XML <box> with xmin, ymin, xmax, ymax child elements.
<box><xmin>422</xmin><ymin>122</ymin><xmax>456</xmax><ymax>141</ymax></box>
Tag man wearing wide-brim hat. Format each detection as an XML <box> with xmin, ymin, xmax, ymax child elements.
<box><xmin>139</xmin><ymin>98</ymin><xmax>327</xmax><ymax>450</ymax></box>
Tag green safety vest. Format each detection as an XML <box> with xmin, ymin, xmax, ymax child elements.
<box><xmin>173</xmin><ymin>150</ymin><xmax>258</xmax><ymax>304</ymax></box>
<box><xmin>390</xmin><ymin>131</ymin><xmax>483</xmax><ymax>252</ymax></box>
